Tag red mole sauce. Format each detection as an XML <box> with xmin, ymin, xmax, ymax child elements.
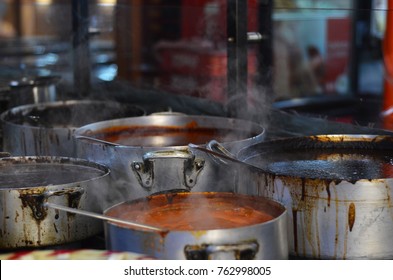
<box><xmin>105</xmin><ymin>192</ymin><xmax>280</xmax><ymax>231</ymax></box>
<box><xmin>89</xmin><ymin>125</ymin><xmax>254</xmax><ymax>146</ymax></box>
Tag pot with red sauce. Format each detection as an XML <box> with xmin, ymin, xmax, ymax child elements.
<box><xmin>104</xmin><ymin>192</ymin><xmax>288</xmax><ymax>259</ymax></box>
<box><xmin>73</xmin><ymin>114</ymin><xmax>265</xmax><ymax>207</ymax></box>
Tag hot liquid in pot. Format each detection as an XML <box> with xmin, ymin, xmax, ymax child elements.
<box><xmin>245</xmin><ymin>149</ymin><xmax>393</xmax><ymax>181</ymax></box>
<box><xmin>105</xmin><ymin>192</ymin><xmax>279</xmax><ymax>231</ymax></box>
<box><xmin>90</xmin><ymin>124</ymin><xmax>255</xmax><ymax>146</ymax></box>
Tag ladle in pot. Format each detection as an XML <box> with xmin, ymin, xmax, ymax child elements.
<box><xmin>44</xmin><ymin>202</ymin><xmax>168</xmax><ymax>233</ymax></box>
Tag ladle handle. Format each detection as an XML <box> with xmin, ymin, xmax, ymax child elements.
<box><xmin>44</xmin><ymin>202</ymin><xmax>166</xmax><ymax>233</ymax></box>
<box><xmin>189</xmin><ymin>140</ymin><xmax>262</xmax><ymax>173</ymax></box>
<box><xmin>189</xmin><ymin>141</ymin><xmax>246</xmax><ymax>166</ymax></box>
<box><xmin>74</xmin><ymin>135</ymin><xmax>120</xmax><ymax>146</ymax></box>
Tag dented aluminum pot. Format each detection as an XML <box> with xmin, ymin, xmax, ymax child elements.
<box><xmin>1</xmin><ymin>100</ymin><xmax>145</xmax><ymax>157</ymax></box>
<box><xmin>236</xmin><ymin>134</ymin><xmax>393</xmax><ymax>259</ymax></box>
<box><xmin>104</xmin><ymin>192</ymin><xmax>288</xmax><ymax>260</ymax></box>
<box><xmin>0</xmin><ymin>156</ymin><xmax>110</xmax><ymax>249</ymax></box>
<box><xmin>73</xmin><ymin>114</ymin><xmax>265</xmax><ymax>204</ymax></box>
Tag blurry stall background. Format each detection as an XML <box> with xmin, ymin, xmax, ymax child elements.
<box><xmin>0</xmin><ymin>0</ymin><xmax>391</xmax><ymax>137</ymax></box>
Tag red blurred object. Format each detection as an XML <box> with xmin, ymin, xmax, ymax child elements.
<box><xmin>180</xmin><ymin>0</ymin><xmax>258</xmax><ymax>41</ymax></box>
<box><xmin>155</xmin><ymin>40</ymin><xmax>257</xmax><ymax>103</ymax></box>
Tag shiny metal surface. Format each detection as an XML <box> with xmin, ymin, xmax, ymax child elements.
<box><xmin>104</xmin><ymin>192</ymin><xmax>288</xmax><ymax>260</ymax></box>
<box><xmin>1</xmin><ymin>100</ymin><xmax>145</xmax><ymax>157</ymax></box>
<box><xmin>74</xmin><ymin>114</ymin><xmax>265</xmax><ymax>204</ymax></box>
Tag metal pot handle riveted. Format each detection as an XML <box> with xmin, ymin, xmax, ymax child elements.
<box><xmin>184</xmin><ymin>241</ymin><xmax>259</xmax><ymax>260</ymax></box>
<box><xmin>131</xmin><ymin>149</ymin><xmax>205</xmax><ymax>190</ymax></box>
<box><xmin>189</xmin><ymin>140</ymin><xmax>259</xmax><ymax>171</ymax></box>
<box><xmin>19</xmin><ymin>186</ymin><xmax>86</xmax><ymax>221</ymax></box>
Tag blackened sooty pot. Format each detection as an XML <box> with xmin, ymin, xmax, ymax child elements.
<box><xmin>0</xmin><ymin>156</ymin><xmax>110</xmax><ymax>249</ymax></box>
<box><xmin>235</xmin><ymin>134</ymin><xmax>393</xmax><ymax>259</ymax></box>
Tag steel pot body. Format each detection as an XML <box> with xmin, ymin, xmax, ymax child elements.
<box><xmin>1</xmin><ymin>100</ymin><xmax>145</xmax><ymax>157</ymax></box>
<box><xmin>0</xmin><ymin>156</ymin><xmax>110</xmax><ymax>249</ymax></box>
<box><xmin>8</xmin><ymin>75</ymin><xmax>62</xmax><ymax>108</ymax></box>
<box><xmin>236</xmin><ymin>134</ymin><xmax>393</xmax><ymax>259</ymax></box>
<box><xmin>104</xmin><ymin>192</ymin><xmax>288</xmax><ymax>260</ymax></box>
<box><xmin>74</xmin><ymin>114</ymin><xmax>265</xmax><ymax>204</ymax></box>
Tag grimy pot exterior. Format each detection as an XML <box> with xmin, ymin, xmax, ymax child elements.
<box><xmin>237</xmin><ymin>134</ymin><xmax>393</xmax><ymax>259</ymax></box>
<box><xmin>104</xmin><ymin>193</ymin><xmax>288</xmax><ymax>260</ymax></box>
<box><xmin>1</xmin><ymin>100</ymin><xmax>145</xmax><ymax>157</ymax></box>
<box><xmin>0</xmin><ymin>156</ymin><xmax>110</xmax><ymax>249</ymax></box>
<box><xmin>74</xmin><ymin>114</ymin><xmax>265</xmax><ymax>205</ymax></box>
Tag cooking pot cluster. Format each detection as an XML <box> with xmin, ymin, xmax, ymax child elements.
<box><xmin>1</xmin><ymin>91</ymin><xmax>393</xmax><ymax>260</ymax></box>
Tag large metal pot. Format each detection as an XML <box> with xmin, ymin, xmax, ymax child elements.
<box><xmin>104</xmin><ymin>191</ymin><xmax>288</xmax><ymax>260</ymax></box>
<box><xmin>0</xmin><ymin>156</ymin><xmax>110</xmax><ymax>249</ymax></box>
<box><xmin>1</xmin><ymin>100</ymin><xmax>145</xmax><ymax>157</ymax></box>
<box><xmin>235</xmin><ymin>134</ymin><xmax>393</xmax><ymax>259</ymax></box>
<box><xmin>73</xmin><ymin>114</ymin><xmax>265</xmax><ymax>204</ymax></box>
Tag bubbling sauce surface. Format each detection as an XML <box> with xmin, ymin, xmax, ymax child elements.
<box><xmin>105</xmin><ymin>192</ymin><xmax>282</xmax><ymax>231</ymax></box>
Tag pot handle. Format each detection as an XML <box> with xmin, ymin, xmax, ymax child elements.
<box><xmin>74</xmin><ymin>135</ymin><xmax>120</xmax><ymax>146</ymax></box>
<box><xmin>206</xmin><ymin>140</ymin><xmax>237</xmax><ymax>165</ymax></box>
<box><xmin>189</xmin><ymin>140</ymin><xmax>246</xmax><ymax>167</ymax></box>
<box><xmin>0</xmin><ymin>152</ymin><xmax>11</xmax><ymax>158</ymax></box>
<box><xmin>19</xmin><ymin>187</ymin><xmax>85</xmax><ymax>221</ymax></box>
<box><xmin>184</xmin><ymin>241</ymin><xmax>259</xmax><ymax>260</ymax></box>
<box><xmin>131</xmin><ymin>149</ymin><xmax>205</xmax><ymax>190</ymax></box>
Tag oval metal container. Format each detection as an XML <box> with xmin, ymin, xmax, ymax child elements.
<box><xmin>236</xmin><ymin>134</ymin><xmax>393</xmax><ymax>259</ymax></box>
<box><xmin>104</xmin><ymin>192</ymin><xmax>288</xmax><ymax>260</ymax></box>
<box><xmin>1</xmin><ymin>100</ymin><xmax>145</xmax><ymax>157</ymax></box>
<box><xmin>0</xmin><ymin>156</ymin><xmax>110</xmax><ymax>249</ymax></box>
<box><xmin>74</xmin><ymin>114</ymin><xmax>265</xmax><ymax>204</ymax></box>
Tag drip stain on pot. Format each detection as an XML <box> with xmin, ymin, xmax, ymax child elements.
<box><xmin>326</xmin><ymin>183</ymin><xmax>331</xmax><ymax>207</ymax></box>
<box><xmin>18</xmin><ymin>189</ymin><xmax>47</xmax><ymax>221</ymax></box>
<box><xmin>292</xmin><ymin>209</ymin><xmax>298</xmax><ymax>255</ymax></box>
<box><xmin>301</xmin><ymin>179</ymin><xmax>305</xmax><ymax>201</ymax></box>
<box><xmin>348</xmin><ymin>203</ymin><xmax>356</xmax><ymax>232</ymax></box>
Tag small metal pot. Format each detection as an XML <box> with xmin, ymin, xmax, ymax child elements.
<box><xmin>74</xmin><ymin>114</ymin><xmax>265</xmax><ymax>204</ymax></box>
<box><xmin>104</xmin><ymin>192</ymin><xmax>288</xmax><ymax>260</ymax></box>
<box><xmin>1</xmin><ymin>100</ymin><xmax>145</xmax><ymax>157</ymax></box>
<box><xmin>236</xmin><ymin>134</ymin><xmax>393</xmax><ymax>259</ymax></box>
<box><xmin>0</xmin><ymin>156</ymin><xmax>110</xmax><ymax>249</ymax></box>
<box><xmin>8</xmin><ymin>75</ymin><xmax>62</xmax><ymax>108</ymax></box>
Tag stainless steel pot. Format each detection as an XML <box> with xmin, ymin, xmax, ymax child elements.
<box><xmin>73</xmin><ymin>114</ymin><xmax>265</xmax><ymax>204</ymax></box>
<box><xmin>8</xmin><ymin>75</ymin><xmax>62</xmax><ymax>108</ymax></box>
<box><xmin>0</xmin><ymin>156</ymin><xmax>110</xmax><ymax>249</ymax></box>
<box><xmin>104</xmin><ymin>192</ymin><xmax>288</xmax><ymax>260</ymax></box>
<box><xmin>1</xmin><ymin>100</ymin><xmax>145</xmax><ymax>157</ymax></box>
<box><xmin>236</xmin><ymin>134</ymin><xmax>393</xmax><ymax>259</ymax></box>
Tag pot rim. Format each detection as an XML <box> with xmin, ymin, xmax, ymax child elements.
<box><xmin>0</xmin><ymin>156</ymin><xmax>110</xmax><ymax>190</ymax></box>
<box><xmin>74</xmin><ymin>114</ymin><xmax>265</xmax><ymax>148</ymax></box>
<box><xmin>0</xmin><ymin>99</ymin><xmax>146</xmax><ymax>130</ymax></box>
